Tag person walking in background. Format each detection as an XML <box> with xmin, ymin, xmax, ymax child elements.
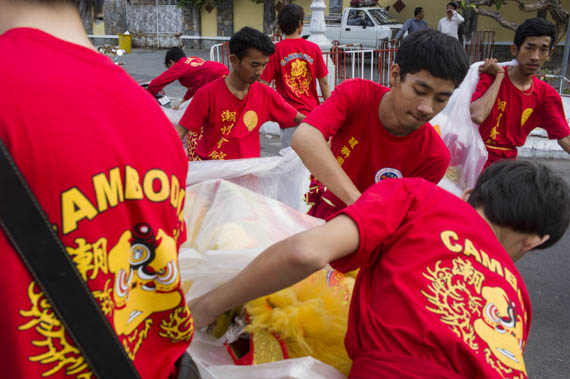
<box><xmin>147</xmin><ymin>47</ymin><xmax>228</xmax><ymax>109</ymax></box>
<box><xmin>437</xmin><ymin>2</ymin><xmax>464</xmax><ymax>40</ymax></box>
<box><xmin>176</xmin><ymin>27</ymin><xmax>304</xmax><ymax>161</ymax></box>
<box><xmin>392</xmin><ymin>7</ymin><xmax>428</xmax><ymax>42</ymax></box>
<box><xmin>261</xmin><ymin>4</ymin><xmax>331</xmax><ymax>149</ymax></box>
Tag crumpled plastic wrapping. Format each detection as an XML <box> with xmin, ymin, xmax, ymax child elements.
<box><xmin>186</xmin><ymin>147</ymin><xmax>311</xmax><ymax>212</ymax></box>
<box><xmin>435</xmin><ymin>60</ymin><xmax>520</xmax><ymax>196</ymax></box>
<box><xmin>162</xmin><ymin>99</ymin><xmax>191</xmax><ymax>125</ymax></box>
<box><xmin>179</xmin><ymin>180</ymin><xmax>344</xmax><ymax>377</ymax></box>
<box><xmin>180</xmin><ymin>178</ymin><xmax>323</xmax><ymax>297</ymax></box>
<box><xmin>188</xmin><ymin>331</ymin><xmax>346</xmax><ymax>379</ymax></box>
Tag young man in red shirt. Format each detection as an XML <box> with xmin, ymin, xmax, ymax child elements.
<box><xmin>147</xmin><ymin>46</ymin><xmax>229</xmax><ymax>108</ymax></box>
<box><xmin>291</xmin><ymin>30</ymin><xmax>469</xmax><ymax>219</ymax></box>
<box><xmin>260</xmin><ymin>4</ymin><xmax>331</xmax><ymax>148</ymax></box>
<box><xmin>190</xmin><ymin>159</ymin><xmax>570</xmax><ymax>378</ymax></box>
<box><xmin>470</xmin><ymin>17</ymin><xmax>570</xmax><ymax>168</ymax></box>
<box><xmin>176</xmin><ymin>27</ymin><xmax>304</xmax><ymax>161</ymax></box>
<box><xmin>0</xmin><ymin>1</ymin><xmax>194</xmax><ymax>378</ymax></box>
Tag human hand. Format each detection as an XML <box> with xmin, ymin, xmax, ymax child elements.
<box><xmin>188</xmin><ymin>295</ymin><xmax>220</xmax><ymax>330</ymax></box>
<box><xmin>172</xmin><ymin>104</ymin><xmax>180</xmax><ymax>110</ymax></box>
<box><xmin>479</xmin><ymin>58</ymin><xmax>504</xmax><ymax>76</ymax></box>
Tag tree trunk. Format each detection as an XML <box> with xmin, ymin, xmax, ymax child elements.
<box><xmin>182</xmin><ymin>5</ymin><xmax>201</xmax><ymax>49</ymax></box>
<box><xmin>104</xmin><ymin>0</ymin><xmax>128</xmax><ymax>35</ymax></box>
<box><xmin>263</xmin><ymin>0</ymin><xmax>276</xmax><ymax>35</ymax></box>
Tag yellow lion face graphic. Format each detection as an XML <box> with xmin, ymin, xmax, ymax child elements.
<box><xmin>286</xmin><ymin>59</ymin><xmax>312</xmax><ymax>97</ymax></box>
<box><xmin>474</xmin><ymin>286</ymin><xmax>525</xmax><ymax>372</ymax></box>
<box><xmin>108</xmin><ymin>223</ymin><xmax>182</xmax><ymax>336</ymax></box>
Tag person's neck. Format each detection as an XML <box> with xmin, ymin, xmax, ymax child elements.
<box><xmin>415</xmin><ymin>17</ymin><xmax>422</xmax><ymax>21</ymax></box>
<box><xmin>377</xmin><ymin>91</ymin><xmax>413</xmax><ymax>137</ymax></box>
<box><xmin>225</xmin><ymin>73</ymin><xmax>250</xmax><ymax>100</ymax></box>
<box><xmin>284</xmin><ymin>30</ymin><xmax>302</xmax><ymax>39</ymax></box>
<box><xmin>475</xmin><ymin>208</ymin><xmax>524</xmax><ymax>262</ymax></box>
<box><xmin>0</xmin><ymin>2</ymin><xmax>95</xmax><ymax>51</ymax></box>
<box><xmin>508</xmin><ymin>65</ymin><xmax>534</xmax><ymax>91</ymax></box>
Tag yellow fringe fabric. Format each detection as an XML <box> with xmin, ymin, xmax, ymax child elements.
<box><xmin>244</xmin><ymin>270</ymin><xmax>354</xmax><ymax>375</ymax></box>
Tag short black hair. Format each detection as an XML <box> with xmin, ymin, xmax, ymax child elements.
<box><xmin>395</xmin><ymin>30</ymin><xmax>468</xmax><ymax>88</ymax></box>
<box><xmin>414</xmin><ymin>7</ymin><xmax>423</xmax><ymax>16</ymax></box>
<box><xmin>514</xmin><ymin>17</ymin><xmax>557</xmax><ymax>49</ymax></box>
<box><xmin>229</xmin><ymin>27</ymin><xmax>275</xmax><ymax>59</ymax></box>
<box><xmin>164</xmin><ymin>47</ymin><xmax>186</xmax><ymax>66</ymax></box>
<box><xmin>279</xmin><ymin>4</ymin><xmax>305</xmax><ymax>35</ymax></box>
<box><xmin>446</xmin><ymin>2</ymin><xmax>458</xmax><ymax>10</ymax></box>
<box><xmin>468</xmin><ymin>160</ymin><xmax>570</xmax><ymax>250</ymax></box>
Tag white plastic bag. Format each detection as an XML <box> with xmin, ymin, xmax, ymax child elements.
<box><xmin>188</xmin><ymin>331</ymin><xmax>346</xmax><ymax>379</ymax></box>
<box><xmin>182</xmin><ymin>179</ymin><xmax>322</xmax><ymax>252</ymax></box>
<box><xmin>259</xmin><ymin>121</ymin><xmax>281</xmax><ymax>136</ymax></box>
<box><xmin>186</xmin><ymin>148</ymin><xmax>311</xmax><ymax>212</ymax></box>
<box><xmin>162</xmin><ymin>98</ymin><xmax>191</xmax><ymax>125</ymax></box>
<box><xmin>179</xmin><ymin>180</ymin><xmax>342</xmax><ymax>378</ymax></box>
<box><xmin>434</xmin><ymin>60</ymin><xmax>518</xmax><ymax>195</ymax></box>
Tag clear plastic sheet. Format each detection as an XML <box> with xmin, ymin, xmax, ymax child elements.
<box><xmin>186</xmin><ymin>148</ymin><xmax>311</xmax><ymax>212</ymax></box>
<box><xmin>179</xmin><ymin>180</ymin><xmax>342</xmax><ymax>377</ymax></box>
<box><xmin>434</xmin><ymin>60</ymin><xmax>519</xmax><ymax>195</ymax></box>
<box><xmin>180</xmin><ymin>179</ymin><xmax>323</xmax><ymax>297</ymax></box>
<box><xmin>187</xmin><ymin>331</ymin><xmax>345</xmax><ymax>379</ymax></box>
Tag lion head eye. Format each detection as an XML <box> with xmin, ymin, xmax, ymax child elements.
<box><xmin>130</xmin><ymin>243</ymin><xmax>151</xmax><ymax>266</ymax></box>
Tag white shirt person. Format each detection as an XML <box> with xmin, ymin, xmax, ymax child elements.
<box><xmin>437</xmin><ymin>2</ymin><xmax>464</xmax><ymax>40</ymax></box>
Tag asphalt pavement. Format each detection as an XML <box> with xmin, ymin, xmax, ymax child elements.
<box><xmin>121</xmin><ymin>47</ymin><xmax>570</xmax><ymax>379</ymax></box>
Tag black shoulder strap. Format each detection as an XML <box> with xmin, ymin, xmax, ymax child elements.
<box><xmin>0</xmin><ymin>138</ymin><xmax>140</xmax><ymax>379</ymax></box>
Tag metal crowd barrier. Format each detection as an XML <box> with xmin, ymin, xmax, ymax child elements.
<box><xmin>209</xmin><ymin>41</ymin><xmax>399</xmax><ymax>88</ymax></box>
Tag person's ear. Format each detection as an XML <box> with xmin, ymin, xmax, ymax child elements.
<box><xmin>521</xmin><ymin>234</ymin><xmax>550</xmax><ymax>253</ymax></box>
<box><xmin>229</xmin><ymin>54</ymin><xmax>239</xmax><ymax>67</ymax></box>
<box><xmin>510</xmin><ymin>44</ymin><xmax>519</xmax><ymax>58</ymax></box>
<box><xmin>461</xmin><ymin>188</ymin><xmax>473</xmax><ymax>202</ymax></box>
<box><xmin>389</xmin><ymin>63</ymin><xmax>401</xmax><ymax>87</ymax></box>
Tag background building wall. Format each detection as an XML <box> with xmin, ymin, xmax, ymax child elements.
<box><xmin>201</xmin><ymin>7</ymin><xmax>218</xmax><ymax>36</ymax></box>
<box><xmin>234</xmin><ymin>0</ymin><xmax>263</xmax><ymax>32</ymax></box>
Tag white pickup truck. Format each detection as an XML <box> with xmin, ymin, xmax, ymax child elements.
<box><xmin>303</xmin><ymin>7</ymin><xmax>403</xmax><ymax>49</ymax></box>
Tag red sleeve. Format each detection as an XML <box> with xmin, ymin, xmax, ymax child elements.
<box><xmin>303</xmin><ymin>79</ymin><xmax>361</xmax><ymax>140</ymax></box>
<box><xmin>147</xmin><ymin>60</ymin><xmax>188</xmax><ymax>96</ymax></box>
<box><xmin>179</xmin><ymin>87</ymin><xmax>208</xmax><ymax>132</ymax></box>
<box><xmin>471</xmin><ymin>72</ymin><xmax>495</xmax><ymax>103</ymax></box>
<box><xmin>314</xmin><ymin>45</ymin><xmax>328</xmax><ymax>79</ymax></box>
<box><xmin>329</xmin><ymin>179</ymin><xmax>417</xmax><ymax>272</ymax></box>
<box><xmin>261</xmin><ymin>46</ymin><xmax>279</xmax><ymax>83</ymax></box>
<box><xmin>266</xmin><ymin>87</ymin><xmax>298</xmax><ymax>125</ymax></box>
<box><xmin>536</xmin><ymin>85</ymin><xmax>570</xmax><ymax>140</ymax></box>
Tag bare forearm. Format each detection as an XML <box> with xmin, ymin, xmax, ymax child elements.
<box><xmin>470</xmin><ymin>73</ymin><xmax>505</xmax><ymax>124</ymax></box>
<box><xmin>189</xmin><ymin>215</ymin><xmax>360</xmax><ymax>329</ymax></box>
<box><xmin>294</xmin><ymin>112</ymin><xmax>306</xmax><ymax>125</ymax></box>
<box><xmin>175</xmin><ymin>124</ymin><xmax>188</xmax><ymax>140</ymax></box>
<box><xmin>189</xmin><ymin>235</ymin><xmax>325</xmax><ymax>328</ymax></box>
<box><xmin>318</xmin><ymin>77</ymin><xmax>331</xmax><ymax>100</ymax></box>
<box><xmin>291</xmin><ymin>123</ymin><xmax>361</xmax><ymax>205</ymax></box>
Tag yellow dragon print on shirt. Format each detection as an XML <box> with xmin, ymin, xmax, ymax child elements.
<box><xmin>286</xmin><ymin>59</ymin><xmax>312</xmax><ymax>97</ymax></box>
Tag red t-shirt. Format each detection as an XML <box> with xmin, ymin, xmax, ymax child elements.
<box><xmin>0</xmin><ymin>28</ymin><xmax>192</xmax><ymax>379</ymax></box>
<box><xmin>179</xmin><ymin>77</ymin><xmax>298</xmax><ymax>160</ymax></box>
<box><xmin>331</xmin><ymin>179</ymin><xmax>531</xmax><ymax>379</ymax></box>
<box><xmin>147</xmin><ymin>57</ymin><xmax>229</xmax><ymax>100</ymax></box>
<box><xmin>472</xmin><ymin>69</ymin><xmax>570</xmax><ymax>166</ymax></box>
<box><xmin>303</xmin><ymin>79</ymin><xmax>450</xmax><ymax>219</ymax></box>
<box><xmin>261</xmin><ymin>38</ymin><xmax>328</xmax><ymax>126</ymax></box>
